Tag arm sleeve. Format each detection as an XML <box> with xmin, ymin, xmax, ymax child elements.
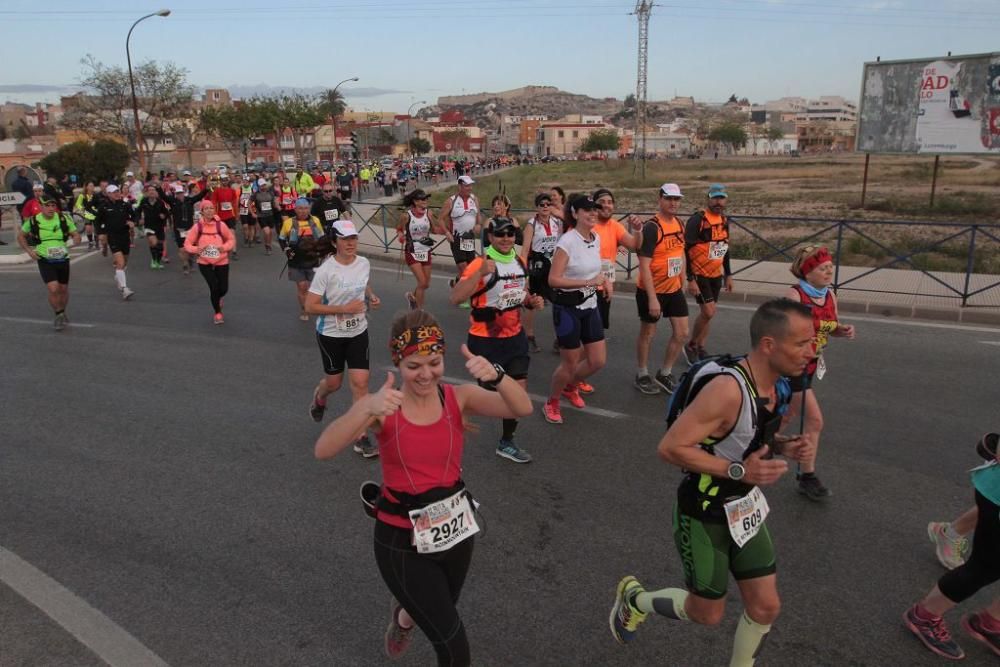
<box><xmin>684</xmin><ymin>213</ymin><xmax>702</xmax><ymax>246</ymax></box>
<box><xmin>638</xmin><ymin>222</ymin><xmax>659</xmax><ymax>258</ymax></box>
<box><xmin>723</xmin><ymin>253</ymin><xmax>732</xmax><ymax>277</ymax></box>
<box><xmin>308</xmin><ymin>267</ymin><xmax>327</xmax><ymax>296</ymax></box>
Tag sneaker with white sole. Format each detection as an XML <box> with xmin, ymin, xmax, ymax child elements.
<box><xmin>122</xmin><ymin>287</ymin><xmax>135</xmax><ymax>300</ymax></box>
<box><xmin>496</xmin><ymin>438</ymin><xmax>532</xmax><ymax>463</ymax></box>
<box><xmin>634</xmin><ymin>374</ymin><xmax>660</xmax><ymax>395</ymax></box>
<box><xmin>927</xmin><ymin>522</ymin><xmax>969</xmax><ymax>570</ymax></box>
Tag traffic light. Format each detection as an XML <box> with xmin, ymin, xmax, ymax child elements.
<box><xmin>350</xmin><ymin>131</ymin><xmax>359</xmax><ymax>156</ymax></box>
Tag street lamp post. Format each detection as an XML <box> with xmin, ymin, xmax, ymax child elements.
<box><xmin>329</xmin><ymin>76</ymin><xmax>358</xmax><ymax>164</ymax></box>
<box><xmin>407</xmin><ymin>100</ymin><xmax>426</xmax><ymax>157</ymax></box>
<box><xmin>126</xmin><ymin>8</ymin><xmax>170</xmax><ymax>178</ymax></box>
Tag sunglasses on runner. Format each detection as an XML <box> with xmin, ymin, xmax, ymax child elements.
<box><xmin>322</xmin><ymin>189</ymin><xmax>335</xmax><ymax>193</ymax></box>
<box><xmin>663</xmin><ymin>196</ymin><xmax>682</xmax><ymax>202</ymax></box>
<box><xmin>491</xmin><ymin>229</ymin><xmax>516</xmax><ymax>238</ymax></box>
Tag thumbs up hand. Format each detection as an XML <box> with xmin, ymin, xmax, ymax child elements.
<box><xmin>367</xmin><ymin>372</ymin><xmax>404</xmax><ymax>417</ymax></box>
<box><xmin>461</xmin><ymin>344</ymin><xmax>500</xmax><ymax>383</ymax></box>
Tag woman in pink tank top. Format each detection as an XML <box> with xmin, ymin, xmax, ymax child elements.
<box><xmin>314</xmin><ymin>309</ymin><xmax>531</xmax><ymax>666</ymax></box>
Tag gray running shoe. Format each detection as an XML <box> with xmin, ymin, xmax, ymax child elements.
<box><xmin>496</xmin><ymin>438</ymin><xmax>532</xmax><ymax>463</ymax></box>
<box><xmin>53</xmin><ymin>313</ymin><xmax>66</xmax><ymax>331</ymax></box>
<box><xmin>122</xmin><ymin>287</ymin><xmax>135</xmax><ymax>300</ymax></box>
<box><xmin>654</xmin><ymin>371</ymin><xmax>677</xmax><ymax>394</ymax></box>
<box><xmin>354</xmin><ymin>435</ymin><xmax>379</xmax><ymax>458</ymax></box>
<box><xmin>634</xmin><ymin>374</ymin><xmax>660</xmax><ymax>395</ymax></box>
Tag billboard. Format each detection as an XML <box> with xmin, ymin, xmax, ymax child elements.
<box><xmin>856</xmin><ymin>52</ymin><xmax>1000</xmax><ymax>154</ymax></box>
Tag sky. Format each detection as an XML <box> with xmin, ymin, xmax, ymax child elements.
<box><xmin>1</xmin><ymin>0</ymin><xmax>998</xmax><ymax>113</ymax></box>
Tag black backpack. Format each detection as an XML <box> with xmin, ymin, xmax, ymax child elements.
<box><xmin>27</xmin><ymin>213</ymin><xmax>71</xmax><ymax>247</ymax></box>
<box><xmin>665</xmin><ymin>355</ymin><xmax>792</xmax><ymax>427</ymax></box>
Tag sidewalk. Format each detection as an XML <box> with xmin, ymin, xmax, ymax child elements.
<box><xmin>346</xmin><ymin>203</ymin><xmax>1000</xmax><ymax>326</ymax></box>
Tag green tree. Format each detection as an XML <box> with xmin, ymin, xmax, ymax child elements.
<box><xmin>708</xmin><ymin>122</ymin><xmax>748</xmax><ymax>154</ymax></box>
<box><xmin>13</xmin><ymin>123</ymin><xmax>31</xmax><ymax>140</ymax></box>
<box><xmin>39</xmin><ymin>140</ymin><xmax>129</xmax><ymax>182</ymax></box>
<box><xmin>61</xmin><ymin>55</ymin><xmax>194</xmax><ymax>167</ymax></box>
<box><xmin>317</xmin><ymin>88</ymin><xmax>347</xmax><ymax>120</ymax></box>
<box><xmin>409</xmin><ymin>137</ymin><xmax>431</xmax><ymax>155</ymax></box>
<box><xmin>200</xmin><ymin>102</ymin><xmax>273</xmax><ymax>167</ymax></box>
<box><xmin>623</xmin><ymin>93</ymin><xmax>636</xmax><ymax>109</ymax></box>
<box><xmin>765</xmin><ymin>125</ymin><xmax>785</xmax><ymax>152</ymax></box>
<box><xmin>580</xmin><ymin>129</ymin><xmax>621</xmax><ymax>155</ymax></box>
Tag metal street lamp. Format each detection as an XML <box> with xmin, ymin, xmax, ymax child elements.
<box><xmin>407</xmin><ymin>100</ymin><xmax>426</xmax><ymax>157</ymax></box>
<box><xmin>330</xmin><ymin>76</ymin><xmax>358</xmax><ymax>162</ymax></box>
<box><xmin>126</xmin><ymin>8</ymin><xmax>170</xmax><ymax>178</ymax></box>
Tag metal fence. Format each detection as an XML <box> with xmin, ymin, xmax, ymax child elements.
<box><xmin>345</xmin><ymin>204</ymin><xmax>1000</xmax><ymax>308</ymax></box>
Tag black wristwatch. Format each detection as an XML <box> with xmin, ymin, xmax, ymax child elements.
<box><xmin>481</xmin><ymin>363</ymin><xmax>506</xmax><ymax>390</ymax></box>
<box><xmin>727</xmin><ymin>462</ymin><xmax>746</xmax><ymax>481</ymax></box>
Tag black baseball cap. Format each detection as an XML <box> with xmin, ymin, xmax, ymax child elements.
<box><xmin>534</xmin><ymin>192</ymin><xmax>553</xmax><ymax>206</ymax></box>
<box><xmin>489</xmin><ymin>216</ymin><xmax>517</xmax><ymax>233</ymax></box>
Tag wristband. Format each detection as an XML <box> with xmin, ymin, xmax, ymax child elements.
<box><xmin>480</xmin><ymin>363</ymin><xmax>506</xmax><ymax>390</ymax></box>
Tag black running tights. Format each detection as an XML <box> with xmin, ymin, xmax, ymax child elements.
<box><xmin>939</xmin><ymin>490</ymin><xmax>1000</xmax><ymax>603</ymax></box>
<box><xmin>373</xmin><ymin>521</ymin><xmax>474</xmax><ymax>666</ymax></box>
<box><xmin>197</xmin><ymin>263</ymin><xmax>229</xmax><ymax>314</ymax></box>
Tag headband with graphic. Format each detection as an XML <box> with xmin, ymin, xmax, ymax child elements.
<box><xmin>390</xmin><ymin>325</ymin><xmax>446</xmax><ymax>365</ymax></box>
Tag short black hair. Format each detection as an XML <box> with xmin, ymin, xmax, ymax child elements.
<box><xmin>750</xmin><ymin>298</ymin><xmax>813</xmax><ymax>347</ymax></box>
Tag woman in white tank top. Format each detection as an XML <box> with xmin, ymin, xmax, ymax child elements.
<box><xmin>396</xmin><ymin>189</ymin><xmax>437</xmax><ymax>309</ymax></box>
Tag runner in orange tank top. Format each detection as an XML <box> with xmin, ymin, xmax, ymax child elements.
<box><xmin>684</xmin><ymin>184</ymin><xmax>735</xmax><ymax>363</ymax></box>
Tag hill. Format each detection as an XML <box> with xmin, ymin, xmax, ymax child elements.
<box><xmin>425</xmin><ymin>86</ymin><xmax>623</xmax><ymax>129</ymax></box>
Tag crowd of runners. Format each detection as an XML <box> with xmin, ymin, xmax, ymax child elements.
<box><xmin>11</xmin><ymin>163</ymin><xmax>999</xmax><ymax>665</ymax></box>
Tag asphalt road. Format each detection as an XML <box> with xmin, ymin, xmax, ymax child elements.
<box><xmin>2</xmin><ymin>240</ymin><xmax>1000</xmax><ymax>666</ymax></box>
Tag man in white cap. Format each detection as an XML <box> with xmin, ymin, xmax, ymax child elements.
<box><xmin>125</xmin><ymin>171</ymin><xmax>143</xmax><ymax>203</ymax></box>
<box><xmin>633</xmin><ymin>183</ymin><xmax>689</xmax><ymax>395</ymax></box>
<box><xmin>94</xmin><ymin>184</ymin><xmax>137</xmax><ymax>299</ymax></box>
<box><xmin>439</xmin><ymin>175</ymin><xmax>481</xmax><ymax>293</ymax></box>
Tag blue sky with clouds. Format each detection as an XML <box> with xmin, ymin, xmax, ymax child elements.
<box><xmin>1</xmin><ymin>0</ymin><xmax>997</xmax><ymax>112</ymax></box>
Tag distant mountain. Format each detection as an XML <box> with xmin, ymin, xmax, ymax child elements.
<box><xmin>205</xmin><ymin>84</ymin><xmax>409</xmax><ymax>100</ymax></box>
<box><xmin>427</xmin><ymin>85</ymin><xmax>623</xmax><ymax>127</ymax></box>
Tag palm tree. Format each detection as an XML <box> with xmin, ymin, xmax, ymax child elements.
<box><xmin>318</xmin><ymin>89</ymin><xmax>347</xmax><ymax>120</ymax></box>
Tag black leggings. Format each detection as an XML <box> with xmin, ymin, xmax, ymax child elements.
<box><xmin>197</xmin><ymin>263</ymin><xmax>229</xmax><ymax>314</ymax></box>
<box><xmin>938</xmin><ymin>490</ymin><xmax>1000</xmax><ymax>603</ymax></box>
<box><xmin>373</xmin><ymin>521</ymin><xmax>474</xmax><ymax>666</ymax></box>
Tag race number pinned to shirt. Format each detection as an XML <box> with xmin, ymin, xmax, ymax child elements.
<box><xmin>324</xmin><ymin>209</ymin><xmax>340</xmax><ymax>221</ymax></box>
<box><xmin>409</xmin><ymin>491</ymin><xmax>480</xmax><ymax>554</ymax></box>
<box><xmin>260</xmin><ymin>201</ymin><xmax>272</xmax><ymax>212</ymax></box>
<box><xmin>410</xmin><ymin>247</ymin><xmax>429</xmax><ymax>263</ymax></box>
<box><xmin>495</xmin><ymin>286</ymin><xmax>525</xmax><ymax>310</ymax></box>
<box><xmin>220</xmin><ymin>202</ymin><xmax>233</xmax><ymax>211</ymax></box>
<box><xmin>336</xmin><ymin>313</ymin><xmax>364</xmax><ymax>331</ymax></box>
<box><xmin>46</xmin><ymin>246</ymin><xmax>68</xmax><ymax>260</ymax></box>
<box><xmin>601</xmin><ymin>259</ymin><xmax>616</xmax><ymax>283</ymax></box>
<box><xmin>709</xmin><ymin>241</ymin><xmax>729</xmax><ymax>260</ymax></box>
<box><xmin>667</xmin><ymin>257</ymin><xmax>683</xmax><ymax>278</ymax></box>
<box><xmin>460</xmin><ymin>238</ymin><xmax>475</xmax><ymax>252</ymax></box>
<box><xmin>201</xmin><ymin>245</ymin><xmax>221</xmax><ymax>260</ymax></box>
<box><xmin>724</xmin><ymin>486</ymin><xmax>770</xmax><ymax>548</ymax></box>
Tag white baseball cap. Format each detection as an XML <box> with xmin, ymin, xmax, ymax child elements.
<box><xmin>457</xmin><ymin>175</ymin><xmax>475</xmax><ymax>185</ymax></box>
<box><xmin>659</xmin><ymin>183</ymin><xmax>683</xmax><ymax>198</ymax></box>
<box><xmin>105</xmin><ymin>184</ymin><xmax>120</xmax><ymax>193</ymax></box>
<box><xmin>257</xmin><ymin>178</ymin><xmax>269</xmax><ymax>186</ymax></box>
<box><xmin>126</xmin><ymin>171</ymin><xmax>134</xmax><ymax>177</ymax></box>
<box><xmin>332</xmin><ymin>220</ymin><xmax>359</xmax><ymax>237</ymax></box>
<box><xmin>182</xmin><ymin>170</ymin><xmax>192</xmax><ymax>176</ymax></box>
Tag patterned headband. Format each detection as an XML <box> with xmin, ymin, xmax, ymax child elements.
<box><xmin>390</xmin><ymin>325</ymin><xmax>446</xmax><ymax>365</ymax></box>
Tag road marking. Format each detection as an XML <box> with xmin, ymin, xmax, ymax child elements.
<box><xmin>0</xmin><ymin>316</ymin><xmax>96</xmax><ymax>328</ymax></box>
<box><xmin>0</xmin><ymin>546</ymin><xmax>170</xmax><ymax>667</ymax></box>
<box><xmin>380</xmin><ymin>368</ymin><xmax>627</xmax><ymax>419</ymax></box>
<box><xmin>981</xmin><ymin>341</ymin><xmax>1000</xmax><ymax>346</ymax></box>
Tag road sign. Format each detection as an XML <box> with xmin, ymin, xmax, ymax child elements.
<box><xmin>0</xmin><ymin>192</ymin><xmax>26</xmax><ymax>206</ymax></box>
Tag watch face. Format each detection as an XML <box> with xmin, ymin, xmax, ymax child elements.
<box><xmin>728</xmin><ymin>463</ymin><xmax>745</xmax><ymax>480</ymax></box>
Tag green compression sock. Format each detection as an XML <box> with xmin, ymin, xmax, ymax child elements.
<box><xmin>634</xmin><ymin>588</ymin><xmax>689</xmax><ymax>621</ymax></box>
<box><xmin>730</xmin><ymin>611</ymin><xmax>771</xmax><ymax>667</ymax></box>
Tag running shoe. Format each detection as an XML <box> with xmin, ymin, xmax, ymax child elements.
<box><xmin>683</xmin><ymin>342</ymin><xmax>699</xmax><ymax>365</ymax></box>
<box><xmin>634</xmin><ymin>374</ymin><xmax>660</xmax><ymax>395</ymax></box>
<box><xmin>654</xmin><ymin>371</ymin><xmax>677</xmax><ymax>394</ymax></box>
<box><xmin>698</xmin><ymin>345</ymin><xmax>709</xmax><ymax>360</ymax></box>
<box><xmin>384</xmin><ymin>598</ymin><xmax>414</xmax><ymax>660</ymax></box>
<box><xmin>927</xmin><ymin>522</ymin><xmax>969</xmax><ymax>570</ymax></box>
<box><xmin>561</xmin><ymin>385</ymin><xmax>586</xmax><ymax>409</ymax></box>
<box><xmin>214</xmin><ymin>312</ymin><xmax>224</xmax><ymax>325</ymax></box>
<box><xmin>405</xmin><ymin>292</ymin><xmax>417</xmax><ymax>310</ymax></box>
<box><xmin>552</xmin><ymin>339</ymin><xmax>561</xmax><ymax>354</ymax></box>
<box><xmin>610</xmin><ymin>576</ymin><xmax>648</xmax><ymax>645</ymax></box>
<box><xmin>156</xmin><ymin>261</ymin><xmax>165</xmax><ymax>270</ymax></box>
<box><xmin>87</xmin><ymin>241</ymin><xmax>95</xmax><ymax>249</ymax></box>
<box><xmin>459</xmin><ymin>300</ymin><xmax>471</xmax><ymax>309</ymax></box>
<box><xmin>527</xmin><ymin>336</ymin><xmax>541</xmax><ymax>353</ymax></box>
<box><xmin>496</xmin><ymin>439</ymin><xmax>532</xmax><ymax>463</ymax></box>
<box><xmin>53</xmin><ymin>313</ymin><xmax>66</xmax><ymax>331</ymax></box>
<box><xmin>904</xmin><ymin>605</ymin><xmax>965</xmax><ymax>660</ymax></box>
<box><xmin>354</xmin><ymin>435</ymin><xmax>379</xmax><ymax>458</ymax></box>
<box><xmin>797</xmin><ymin>474</ymin><xmax>831</xmax><ymax>501</ymax></box>
<box><xmin>543</xmin><ymin>398</ymin><xmax>563</xmax><ymax>424</ymax></box>
<box><xmin>265</xmin><ymin>246</ymin><xmax>273</xmax><ymax>256</ymax></box>
<box><xmin>577</xmin><ymin>380</ymin><xmax>594</xmax><ymax>395</ymax></box>
<box><xmin>299</xmin><ymin>312</ymin><xmax>309</xmax><ymax>322</ymax></box>
<box><xmin>309</xmin><ymin>394</ymin><xmax>326</xmax><ymax>422</ymax></box>
<box><xmin>183</xmin><ymin>265</ymin><xmax>191</xmax><ymax>276</ymax></box>
<box><xmin>122</xmin><ymin>287</ymin><xmax>135</xmax><ymax>300</ymax></box>
<box><xmin>150</xmin><ymin>260</ymin><xmax>158</xmax><ymax>269</ymax></box>
<box><xmin>961</xmin><ymin>612</ymin><xmax>1000</xmax><ymax>657</ymax></box>
<box><xmin>162</xmin><ymin>255</ymin><xmax>170</xmax><ymax>264</ymax></box>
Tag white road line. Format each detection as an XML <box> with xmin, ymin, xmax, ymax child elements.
<box><xmin>380</xmin><ymin>368</ymin><xmax>628</xmax><ymax>419</ymax></box>
<box><xmin>0</xmin><ymin>546</ymin><xmax>170</xmax><ymax>667</ymax></box>
<box><xmin>981</xmin><ymin>341</ymin><xmax>1000</xmax><ymax>346</ymax></box>
<box><xmin>371</xmin><ymin>265</ymin><xmax>1000</xmax><ymax>334</ymax></box>
<box><xmin>0</xmin><ymin>316</ymin><xmax>96</xmax><ymax>328</ymax></box>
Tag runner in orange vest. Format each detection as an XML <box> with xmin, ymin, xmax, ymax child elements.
<box><xmin>684</xmin><ymin>184</ymin><xmax>735</xmax><ymax>363</ymax></box>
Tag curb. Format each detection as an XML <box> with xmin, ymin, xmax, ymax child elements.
<box><xmin>355</xmin><ymin>247</ymin><xmax>1000</xmax><ymax>327</ymax></box>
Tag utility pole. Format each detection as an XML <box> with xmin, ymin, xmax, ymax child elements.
<box><xmin>632</xmin><ymin>1</ymin><xmax>652</xmax><ymax>180</ymax></box>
